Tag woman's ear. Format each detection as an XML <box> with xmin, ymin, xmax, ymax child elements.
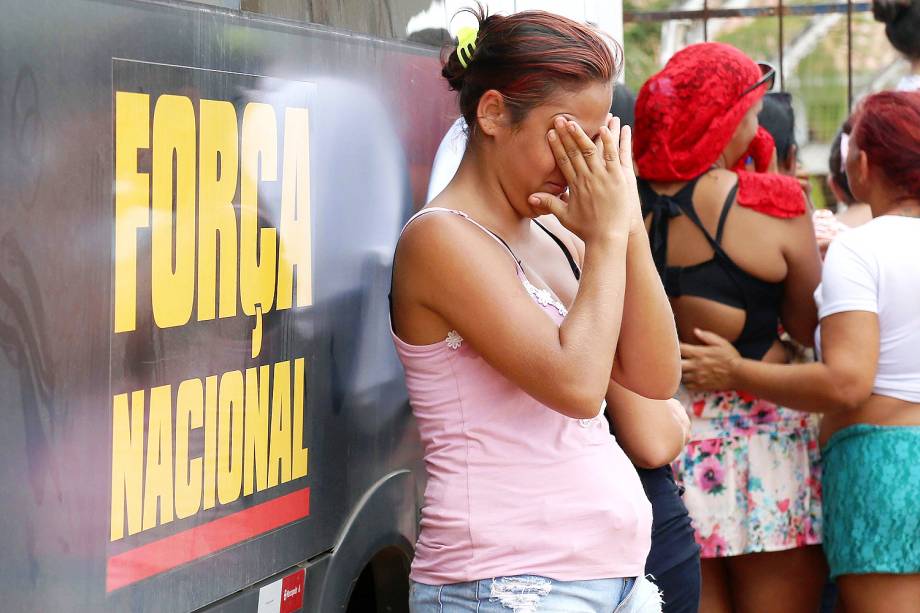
<box><xmin>845</xmin><ymin>148</ymin><xmax>872</xmax><ymax>202</ymax></box>
<box><xmin>855</xmin><ymin>150</ymin><xmax>872</xmax><ymax>188</ymax></box>
<box><xmin>476</xmin><ymin>89</ymin><xmax>507</xmax><ymax>137</ymax></box>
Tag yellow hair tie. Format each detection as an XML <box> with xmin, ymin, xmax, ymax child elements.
<box><xmin>457</xmin><ymin>26</ymin><xmax>478</xmax><ymax>69</ymax></box>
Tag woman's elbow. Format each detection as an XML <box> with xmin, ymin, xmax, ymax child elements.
<box><xmin>553</xmin><ymin>383</ymin><xmax>606</xmax><ymax>420</ymax></box>
<box><xmin>613</xmin><ymin>363</ymin><xmax>680</xmax><ymax>401</ymax></box>
<box><xmin>628</xmin><ymin>441</ymin><xmax>682</xmax><ymax>469</ymax></box>
<box><xmin>640</xmin><ymin>381</ymin><xmax>681</xmax><ymax>401</ymax></box>
<box><xmin>831</xmin><ymin>380</ymin><xmax>873</xmax><ymax>412</ymax></box>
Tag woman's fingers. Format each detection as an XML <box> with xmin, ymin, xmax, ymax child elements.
<box><xmin>619</xmin><ymin>123</ymin><xmax>634</xmax><ymax>172</ymax></box>
<box><xmin>554</xmin><ymin>117</ymin><xmax>592</xmax><ymax>177</ymax></box>
<box><xmin>567</xmin><ymin>119</ymin><xmax>605</xmax><ymax>173</ymax></box>
<box><xmin>594</xmin><ymin>126</ymin><xmax>605</xmax><ymax>164</ymax></box>
<box><xmin>547</xmin><ymin>126</ymin><xmax>578</xmax><ymax>187</ymax></box>
<box><xmin>528</xmin><ymin>192</ymin><xmax>567</xmax><ymax>220</ymax></box>
<box><xmin>600</xmin><ymin>128</ymin><xmax>618</xmax><ymax>169</ymax></box>
<box><xmin>693</xmin><ymin>328</ymin><xmax>730</xmax><ymax>347</ymax></box>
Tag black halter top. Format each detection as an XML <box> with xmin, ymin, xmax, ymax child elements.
<box><xmin>639</xmin><ymin>174</ymin><xmax>784</xmax><ymax>361</ymax></box>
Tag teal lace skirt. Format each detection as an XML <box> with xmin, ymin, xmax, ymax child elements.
<box><xmin>822</xmin><ymin>424</ymin><xmax>920</xmax><ymax>579</ymax></box>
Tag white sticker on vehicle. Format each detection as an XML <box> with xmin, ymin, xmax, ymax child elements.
<box><xmin>257</xmin><ymin>578</ymin><xmax>283</xmax><ymax>613</ymax></box>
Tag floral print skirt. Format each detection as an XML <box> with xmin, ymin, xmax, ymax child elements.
<box><xmin>671</xmin><ymin>389</ymin><xmax>823</xmax><ymax>558</ymax></box>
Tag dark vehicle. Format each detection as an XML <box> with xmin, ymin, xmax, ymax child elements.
<box><xmin>0</xmin><ymin>0</ymin><xmax>456</xmax><ymax>610</ymax></box>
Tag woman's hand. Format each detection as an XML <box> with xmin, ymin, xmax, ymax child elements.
<box><xmin>680</xmin><ymin>328</ymin><xmax>742</xmax><ymax>391</ymax></box>
<box><xmin>528</xmin><ymin>115</ymin><xmax>637</xmax><ymax>245</ymax></box>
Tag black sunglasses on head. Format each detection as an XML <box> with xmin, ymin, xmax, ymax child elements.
<box><xmin>739</xmin><ymin>62</ymin><xmax>776</xmax><ymax>98</ymax></box>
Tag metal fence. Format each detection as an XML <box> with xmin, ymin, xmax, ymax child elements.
<box><xmin>622</xmin><ymin>1</ymin><xmax>907</xmax><ymax>189</ymax></box>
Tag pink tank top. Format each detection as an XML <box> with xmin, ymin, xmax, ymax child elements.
<box><xmin>392</xmin><ymin>208</ymin><xmax>652</xmax><ymax>585</ymax></box>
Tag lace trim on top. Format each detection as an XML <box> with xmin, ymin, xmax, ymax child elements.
<box><xmin>445</xmin><ymin>330</ymin><xmax>463</xmax><ymax>350</ymax></box>
<box><xmin>522</xmin><ymin>277</ymin><xmax>569</xmax><ymax>317</ymax></box>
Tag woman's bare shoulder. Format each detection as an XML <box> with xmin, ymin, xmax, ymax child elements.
<box><xmin>694</xmin><ymin>168</ymin><xmax>739</xmax><ymax>204</ymax></box>
<box><xmin>690</xmin><ymin>169</ymin><xmax>742</xmax><ymax>223</ymax></box>
<box><xmin>396</xmin><ymin>205</ymin><xmax>517</xmax><ymax>284</ymax></box>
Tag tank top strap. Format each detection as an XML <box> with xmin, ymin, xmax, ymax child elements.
<box><xmin>533</xmin><ymin>219</ymin><xmax>581</xmax><ymax>281</ymax></box>
<box><xmin>714</xmin><ymin>183</ymin><xmax>738</xmax><ymax>245</ymax></box>
<box><xmin>674</xmin><ymin>178</ymin><xmax>735</xmax><ymax>257</ymax></box>
<box><xmin>402</xmin><ymin>207</ymin><xmax>524</xmax><ymax>272</ymax></box>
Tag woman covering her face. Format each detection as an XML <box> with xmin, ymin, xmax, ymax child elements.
<box><xmin>425</xmin><ymin>83</ymin><xmax>702</xmax><ymax>613</ymax></box>
<box><xmin>391</xmin><ymin>6</ymin><xmax>684</xmax><ymax>612</ymax></box>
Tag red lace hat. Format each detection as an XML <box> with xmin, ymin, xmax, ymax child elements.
<box><xmin>634</xmin><ymin>42</ymin><xmax>805</xmax><ymax>218</ymax></box>
<box><xmin>634</xmin><ymin>42</ymin><xmax>766</xmax><ymax>181</ymax></box>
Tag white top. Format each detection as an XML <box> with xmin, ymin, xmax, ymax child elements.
<box><xmin>897</xmin><ymin>74</ymin><xmax>920</xmax><ymax>92</ymax></box>
<box><xmin>426</xmin><ymin>117</ymin><xmax>467</xmax><ymax>203</ymax></box>
<box><xmin>816</xmin><ymin>215</ymin><xmax>920</xmax><ymax>402</ymax></box>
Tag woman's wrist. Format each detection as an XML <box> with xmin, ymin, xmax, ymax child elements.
<box><xmin>727</xmin><ymin>354</ymin><xmax>747</xmax><ymax>390</ymax></box>
<box><xmin>584</xmin><ymin>228</ymin><xmax>630</xmax><ymax>252</ymax></box>
<box><xmin>627</xmin><ymin>203</ymin><xmax>646</xmax><ymax>237</ymax></box>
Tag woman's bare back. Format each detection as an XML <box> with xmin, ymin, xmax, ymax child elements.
<box><xmin>647</xmin><ymin>169</ymin><xmax>819</xmax><ymax>357</ymax></box>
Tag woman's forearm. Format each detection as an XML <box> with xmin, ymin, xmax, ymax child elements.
<box><xmin>613</xmin><ymin>231</ymin><xmax>681</xmax><ymax>399</ymax></box>
<box><xmin>606</xmin><ymin>384</ymin><xmax>688</xmax><ymax>469</ymax></box>
<box><xmin>683</xmin><ymin>313</ymin><xmax>878</xmax><ymax>414</ymax></box>
<box><xmin>556</xmin><ymin>233</ymin><xmax>631</xmax><ymax>413</ymax></box>
<box><xmin>733</xmin><ymin>359</ymin><xmax>864</xmax><ymax>414</ymax></box>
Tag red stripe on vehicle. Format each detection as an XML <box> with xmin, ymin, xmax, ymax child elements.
<box><xmin>106</xmin><ymin>488</ymin><xmax>310</xmax><ymax>592</ymax></box>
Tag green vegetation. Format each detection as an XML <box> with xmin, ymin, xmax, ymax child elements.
<box><xmin>622</xmin><ymin>0</ymin><xmax>670</xmax><ymax>92</ymax></box>
<box><xmin>791</xmin><ymin>51</ymin><xmax>847</xmax><ymax>143</ymax></box>
<box><xmin>714</xmin><ymin>17</ymin><xmax>778</xmax><ymax>61</ymax></box>
<box><xmin>787</xmin><ymin>22</ymin><xmax>849</xmax><ymax>144</ymax></box>
<box><xmin>711</xmin><ymin>14</ymin><xmax>847</xmax><ymax>143</ymax></box>
<box><xmin>621</xmin><ymin>4</ymin><xmax>892</xmax><ymax>157</ymax></box>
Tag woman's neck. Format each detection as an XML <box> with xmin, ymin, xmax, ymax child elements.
<box><xmin>648</xmin><ymin>157</ymin><xmax>725</xmax><ymax>195</ymax></box>
<box><xmin>447</xmin><ymin>150</ymin><xmax>533</xmax><ymax>243</ymax></box>
<box><xmin>911</xmin><ymin>58</ymin><xmax>920</xmax><ymax>76</ymax></box>
<box><xmin>887</xmin><ymin>202</ymin><xmax>920</xmax><ymax>218</ymax></box>
<box><xmin>872</xmin><ymin>196</ymin><xmax>920</xmax><ymax>218</ymax></box>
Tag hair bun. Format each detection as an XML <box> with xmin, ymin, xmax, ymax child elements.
<box><xmin>873</xmin><ymin>0</ymin><xmax>910</xmax><ymax>24</ymax></box>
<box><xmin>440</xmin><ymin>6</ymin><xmax>489</xmax><ymax>92</ymax></box>
<box><xmin>441</xmin><ymin>47</ymin><xmax>467</xmax><ymax>92</ymax></box>
<box><xmin>873</xmin><ymin>0</ymin><xmax>920</xmax><ymax>60</ymax></box>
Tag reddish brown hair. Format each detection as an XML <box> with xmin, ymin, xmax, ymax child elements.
<box><xmin>441</xmin><ymin>5</ymin><xmax>621</xmax><ymax>134</ymax></box>
<box><xmin>851</xmin><ymin>91</ymin><xmax>920</xmax><ymax>198</ymax></box>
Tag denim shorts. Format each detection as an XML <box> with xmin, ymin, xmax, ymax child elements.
<box><xmin>409</xmin><ymin>574</ymin><xmax>663</xmax><ymax>612</ymax></box>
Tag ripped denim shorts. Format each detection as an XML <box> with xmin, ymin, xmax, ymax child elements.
<box><xmin>409</xmin><ymin>574</ymin><xmax>663</xmax><ymax>613</ymax></box>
